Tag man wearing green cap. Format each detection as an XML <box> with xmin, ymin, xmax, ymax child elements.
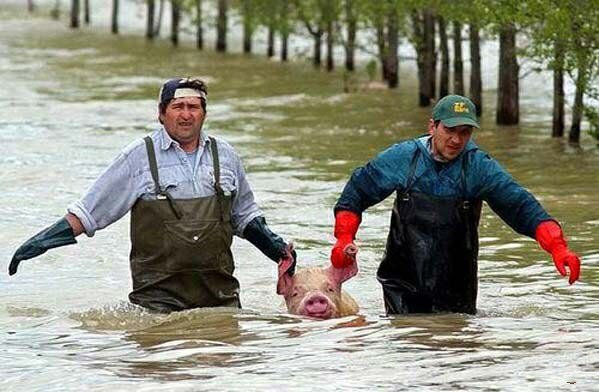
<box><xmin>329</xmin><ymin>95</ymin><xmax>581</xmax><ymax>314</ymax></box>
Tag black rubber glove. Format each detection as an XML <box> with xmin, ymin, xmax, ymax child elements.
<box><xmin>9</xmin><ymin>217</ymin><xmax>77</xmax><ymax>275</ymax></box>
<box><xmin>243</xmin><ymin>216</ymin><xmax>296</xmax><ymax>275</ymax></box>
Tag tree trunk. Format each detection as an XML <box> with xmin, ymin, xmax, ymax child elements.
<box><xmin>376</xmin><ymin>20</ymin><xmax>388</xmax><ymax>81</ymax></box>
<box><xmin>51</xmin><ymin>0</ymin><xmax>61</xmax><ymax>20</ymax></box>
<box><xmin>267</xmin><ymin>23</ymin><xmax>275</xmax><ymax>57</ymax></box>
<box><xmin>28</xmin><ymin>0</ymin><xmax>35</xmax><ymax>12</ymax></box>
<box><xmin>496</xmin><ymin>23</ymin><xmax>519</xmax><ymax>125</ymax></box>
<box><xmin>280</xmin><ymin>0</ymin><xmax>289</xmax><ymax>61</ymax></box>
<box><xmin>154</xmin><ymin>0</ymin><xmax>164</xmax><ymax>37</ymax></box>
<box><xmin>196</xmin><ymin>0</ymin><xmax>203</xmax><ymax>49</ymax></box>
<box><xmin>411</xmin><ymin>11</ymin><xmax>428</xmax><ymax>104</ymax></box>
<box><xmin>345</xmin><ymin>0</ymin><xmax>356</xmax><ymax>71</ymax></box>
<box><xmin>438</xmin><ymin>16</ymin><xmax>449</xmax><ymax>98</ymax></box>
<box><xmin>216</xmin><ymin>0</ymin><xmax>228</xmax><ymax>52</ymax></box>
<box><xmin>242</xmin><ymin>0</ymin><xmax>252</xmax><ymax>54</ymax></box>
<box><xmin>111</xmin><ymin>0</ymin><xmax>119</xmax><ymax>34</ymax></box>
<box><xmin>469</xmin><ymin>23</ymin><xmax>482</xmax><ymax>116</ymax></box>
<box><xmin>326</xmin><ymin>19</ymin><xmax>334</xmax><ymax>71</ymax></box>
<box><xmin>385</xmin><ymin>5</ymin><xmax>399</xmax><ymax>88</ymax></box>
<box><xmin>171</xmin><ymin>0</ymin><xmax>180</xmax><ymax>46</ymax></box>
<box><xmin>146</xmin><ymin>0</ymin><xmax>155</xmax><ymax>39</ymax></box>
<box><xmin>424</xmin><ymin>10</ymin><xmax>436</xmax><ymax>100</ymax></box>
<box><xmin>453</xmin><ymin>21</ymin><xmax>463</xmax><ymax>95</ymax></box>
<box><xmin>83</xmin><ymin>0</ymin><xmax>90</xmax><ymax>24</ymax></box>
<box><xmin>569</xmin><ymin>71</ymin><xmax>584</xmax><ymax>143</ymax></box>
<box><xmin>70</xmin><ymin>0</ymin><xmax>80</xmax><ymax>29</ymax></box>
<box><xmin>552</xmin><ymin>40</ymin><xmax>565</xmax><ymax>137</ymax></box>
<box><xmin>313</xmin><ymin>33</ymin><xmax>322</xmax><ymax>67</ymax></box>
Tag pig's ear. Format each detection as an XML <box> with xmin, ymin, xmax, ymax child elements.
<box><xmin>276</xmin><ymin>244</ymin><xmax>295</xmax><ymax>295</ymax></box>
<box><xmin>327</xmin><ymin>244</ymin><xmax>358</xmax><ymax>286</ymax></box>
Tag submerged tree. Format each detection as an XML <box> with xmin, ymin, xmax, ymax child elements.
<box><xmin>246</xmin><ymin>0</ymin><xmax>257</xmax><ymax>54</ymax></box>
<box><xmin>453</xmin><ymin>21</ymin><xmax>464</xmax><ymax>95</ymax></box>
<box><xmin>154</xmin><ymin>0</ymin><xmax>165</xmax><ymax>37</ymax></box>
<box><xmin>438</xmin><ymin>15</ymin><xmax>449</xmax><ymax>98</ymax></box>
<box><xmin>171</xmin><ymin>0</ymin><xmax>180</xmax><ymax>46</ymax></box>
<box><xmin>70</xmin><ymin>0</ymin><xmax>80</xmax><ymax>28</ymax></box>
<box><xmin>295</xmin><ymin>0</ymin><xmax>325</xmax><ymax>68</ymax></box>
<box><xmin>84</xmin><ymin>0</ymin><xmax>90</xmax><ymax>24</ymax></box>
<box><xmin>146</xmin><ymin>0</ymin><xmax>155</xmax><ymax>40</ymax></box>
<box><xmin>51</xmin><ymin>0</ymin><xmax>61</xmax><ymax>20</ymax></box>
<box><xmin>216</xmin><ymin>0</ymin><xmax>228</xmax><ymax>52</ymax></box>
<box><xmin>411</xmin><ymin>6</ymin><xmax>436</xmax><ymax>103</ymax></box>
<box><xmin>196</xmin><ymin>0</ymin><xmax>203</xmax><ymax>49</ymax></box>
<box><xmin>111</xmin><ymin>0</ymin><xmax>119</xmax><ymax>34</ymax></box>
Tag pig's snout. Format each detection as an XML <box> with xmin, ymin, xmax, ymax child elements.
<box><xmin>301</xmin><ymin>293</ymin><xmax>335</xmax><ymax>319</ymax></box>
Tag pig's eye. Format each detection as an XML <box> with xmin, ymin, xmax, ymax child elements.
<box><xmin>326</xmin><ymin>286</ymin><xmax>335</xmax><ymax>293</ymax></box>
<box><xmin>292</xmin><ymin>292</ymin><xmax>299</xmax><ymax>297</ymax></box>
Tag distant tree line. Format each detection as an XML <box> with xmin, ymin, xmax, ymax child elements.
<box><xmin>29</xmin><ymin>0</ymin><xmax>599</xmax><ymax>144</ymax></box>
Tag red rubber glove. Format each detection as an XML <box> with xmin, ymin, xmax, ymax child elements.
<box><xmin>330</xmin><ymin>210</ymin><xmax>361</xmax><ymax>268</ymax></box>
<box><xmin>535</xmin><ymin>220</ymin><xmax>581</xmax><ymax>284</ymax></box>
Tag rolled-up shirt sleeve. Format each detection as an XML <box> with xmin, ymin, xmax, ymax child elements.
<box><xmin>67</xmin><ymin>152</ymin><xmax>139</xmax><ymax>237</ymax></box>
<box><xmin>230</xmin><ymin>154</ymin><xmax>262</xmax><ymax>237</ymax></box>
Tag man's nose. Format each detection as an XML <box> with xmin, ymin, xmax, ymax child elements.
<box><xmin>452</xmin><ymin>133</ymin><xmax>467</xmax><ymax>144</ymax></box>
<box><xmin>179</xmin><ymin>107</ymin><xmax>193</xmax><ymax>118</ymax></box>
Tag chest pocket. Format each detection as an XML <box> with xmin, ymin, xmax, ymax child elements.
<box><xmin>201</xmin><ymin>166</ymin><xmax>237</xmax><ymax>194</ymax></box>
<box><xmin>140</xmin><ymin>170</ymin><xmax>180</xmax><ymax>200</ymax></box>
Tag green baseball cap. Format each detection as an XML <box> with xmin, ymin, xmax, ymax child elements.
<box><xmin>432</xmin><ymin>95</ymin><xmax>479</xmax><ymax>128</ymax></box>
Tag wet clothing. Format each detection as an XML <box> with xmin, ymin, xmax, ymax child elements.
<box><xmin>68</xmin><ymin>128</ymin><xmax>261</xmax><ymax>237</ymax></box>
<box><xmin>129</xmin><ymin>137</ymin><xmax>240</xmax><ymax>312</ymax></box>
<box><xmin>335</xmin><ymin>135</ymin><xmax>551</xmax><ymax>314</ymax></box>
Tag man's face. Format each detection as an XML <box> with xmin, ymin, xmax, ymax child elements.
<box><xmin>159</xmin><ymin>96</ymin><xmax>205</xmax><ymax>147</ymax></box>
<box><xmin>428</xmin><ymin>119</ymin><xmax>474</xmax><ymax>161</ymax></box>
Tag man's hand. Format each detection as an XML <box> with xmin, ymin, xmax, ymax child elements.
<box><xmin>330</xmin><ymin>210</ymin><xmax>361</xmax><ymax>268</ymax></box>
<box><xmin>243</xmin><ymin>216</ymin><xmax>295</xmax><ymax>273</ymax></box>
<box><xmin>9</xmin><ymin>217</ymin><xmax>78</xmax><ymax>275</ymax></box>
<box><xmin>536</xmin><ymin>220</ymin><xmax>581</xmax><ymax>284</ymax></box>
<box><xmin>279</xmin><ymin>243</ymin><xmax>297</xmax><ymax>277</ymax></box>
<box><xmin>548</xmin><ymin>246</ymin><xmax>580</xmax><ymax>285</ymax></box>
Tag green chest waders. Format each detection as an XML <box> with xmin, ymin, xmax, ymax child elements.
<box><xmin>377</xmin><ymin>146</ymin><xmax>482</xmax><ymax>314</ymax></box>
<box><xmin>128</xmin><ymin>137</ymin><xmax>240</xmax><ymax>312</ymax></box>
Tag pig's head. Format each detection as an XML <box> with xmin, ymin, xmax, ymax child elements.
<box><xmin>277</xmin><ymin>245</ymin><xmax>358</xmax><ymax>319</ymax></box>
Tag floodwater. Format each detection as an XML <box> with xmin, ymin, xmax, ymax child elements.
<box><xmin>1</xmin><ymin>6</ymin><xmax>598</xmax><ymax>392</ymax></box>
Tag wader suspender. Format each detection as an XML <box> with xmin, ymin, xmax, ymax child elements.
<box><xmin>460</xmin><ymin>153</ymin><xmax>473</xmax><ymax>250</ymax></box>
<box><xmin>143</xmin><ymin>136</ymin><xmax>226</xmax><ymax>222</ymax></box>
<box><xmin>144</xmin><ymin>137</ymin><xmax>183</xmax><ymax>219</ymax></box>
<box><xmin>401</xmin><ymin>145</ymin><xmax>421</xmax><ymax>200</ymax></box>
<box><xmin>208</xmin><ymin>136</ymin><xmax>227</xmax><ymax>222</ymax></box>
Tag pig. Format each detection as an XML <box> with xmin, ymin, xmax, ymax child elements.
<box><xmin>277</xmin><ymin>245</ymin><xmax>359</xmax><ymax>319</ymax></box>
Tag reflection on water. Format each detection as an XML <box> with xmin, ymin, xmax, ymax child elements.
<box><xmin>1</xmin><ymin>5</ymin><xmax>598</xmax><ymax>391</ymax></box>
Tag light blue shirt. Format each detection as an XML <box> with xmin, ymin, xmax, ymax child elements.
<box><xmin>68</xmin><ymin>128</ymin><xmax>262</xmax><ymax>237</ymax></box>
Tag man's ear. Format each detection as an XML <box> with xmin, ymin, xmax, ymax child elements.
<box><xmin>428</xmin><ymin>119</ymin><xmax>436</xmax><ymax>136</ymax></box>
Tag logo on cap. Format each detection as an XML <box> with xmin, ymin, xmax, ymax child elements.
<box><xmin>453</xmin><ymin>102</ymin><xmax>469</xmax><ymax>113</ymax></box>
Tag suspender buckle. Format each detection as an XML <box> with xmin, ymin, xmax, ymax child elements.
<box><xmin>463</xmin><ymin>200</ymin><xmax>471</xmax><ymax>209</ymax></box>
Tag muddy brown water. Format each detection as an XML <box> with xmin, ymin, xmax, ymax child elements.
<box><xmin>1</xmin><ymin>7</ymin><xmax>598</xmax><ymax>391</ymax></box>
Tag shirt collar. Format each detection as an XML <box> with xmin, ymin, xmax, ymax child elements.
<box><xmin>159</xmin><ymin>127</ymin><xmax>210</xmax><ymax>151</ymax></box>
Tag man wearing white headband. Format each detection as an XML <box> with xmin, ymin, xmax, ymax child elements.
<box><xmin>9</xmin><ymin>77</ymin><xmax>296</xmax><ymax>312</ymax></box>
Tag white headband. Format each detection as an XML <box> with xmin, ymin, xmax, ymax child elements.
<box><xmin>173</xmin><ymin>87</ymin><xmax>207</xmax><ymax>100</ymax></box>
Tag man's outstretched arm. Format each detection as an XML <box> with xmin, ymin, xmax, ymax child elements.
<box><xmin>9</xmin><ymin>213</ymin><xmax>84</xmax><ymax>275</ymax></box>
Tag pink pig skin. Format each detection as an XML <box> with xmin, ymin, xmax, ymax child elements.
<box><xmin>277</xmin><ymin>246</ymin><xmax>359</xmax><ymax>319</ymax></box>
